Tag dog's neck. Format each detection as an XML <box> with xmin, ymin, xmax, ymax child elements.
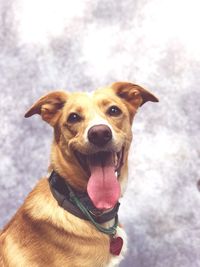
<box><xmin>48</xmin><ymin>170</ymin><xmax>120</xmax><ymax>224</ymax></box>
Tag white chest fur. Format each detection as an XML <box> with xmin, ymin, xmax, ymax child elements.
<box><xmin>106</xmin><ymin>226</ymin><xmax>127</xmax><ymax>267</ymax></box>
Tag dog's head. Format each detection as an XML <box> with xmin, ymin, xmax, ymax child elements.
<box><xmin>25</xmin><ymin>82</ymin><xmax>158</xmax><ymax>211</ymax></box>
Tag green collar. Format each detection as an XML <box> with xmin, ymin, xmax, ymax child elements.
<box><xmin>49</xmin><ymin>171</ymin><xmax>119</xmax><ymax>236</ymax></box>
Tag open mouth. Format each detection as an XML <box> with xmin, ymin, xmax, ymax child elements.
<box><xmin>74</xmin><ymin>148</ymin><xmax>124</xmax><ymax>176</ymax></box>
<box><xmin>74</xmin><ymin>148</ymin><xmax>124</xmax><ymax>211</ymax></box>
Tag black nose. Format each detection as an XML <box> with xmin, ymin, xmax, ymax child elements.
<box><xmin>88</xmin><ymin>124</ymin><xmax>112</xmax><ymax>147</ymax></box>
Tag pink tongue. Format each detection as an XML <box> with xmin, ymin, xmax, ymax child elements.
<box><xmin>87</xmin><ymin>153</ymin><xmax>121</xmax><ymax>210</ymax></box>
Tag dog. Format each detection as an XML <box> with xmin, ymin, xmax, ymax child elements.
<box><xmin>0</xmin><ymin>82</ymin><xmax>158</xmax><ymax>267</ymax></box>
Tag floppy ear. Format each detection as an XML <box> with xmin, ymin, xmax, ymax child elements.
<box><xmin>111</xmin><ymin>82</ymin><xmax>158</xmax><ymax>107</ymax></box>
<box><xmin>24</xmin><ymin>91</ymin><xmax>68</xmax><ymax>126</ymax></box>
<box><xmin>111</xmin><ymin>81</ymin><xmax>158</xmax><ymax>120</ymax></box>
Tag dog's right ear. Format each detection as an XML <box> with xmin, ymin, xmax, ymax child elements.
<box><xmin>24</xmin><ymin>91</ymin><xmax>68</xmax><ymax>126</ymax></box>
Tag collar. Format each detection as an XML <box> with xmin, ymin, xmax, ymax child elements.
<box><xmin>48</xmin><ymin>171</ymin><xmax>120</xmax><ymax>224</ymax></box>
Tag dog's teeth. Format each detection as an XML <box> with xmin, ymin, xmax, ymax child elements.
<box><xmin>115</xmin><ymin>171</ymin><xmax>120</xmax><ymax>177</ymax></box>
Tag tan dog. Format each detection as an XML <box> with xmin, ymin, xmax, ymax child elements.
<box><xmin>0</xmin><ymin>82</ymin><xmax>158</xmax><ymax>267</ymax></box>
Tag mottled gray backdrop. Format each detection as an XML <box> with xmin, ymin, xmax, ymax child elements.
<box><xmin>0</xmin><ymin>0</ymin><xmax>200</xmax><ymax>266</ymax></box>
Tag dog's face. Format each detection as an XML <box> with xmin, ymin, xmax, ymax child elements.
<box><xmin>25</xmin><ymin>82</ymin><xmax>158</xmax><ymax>210</ymax></box>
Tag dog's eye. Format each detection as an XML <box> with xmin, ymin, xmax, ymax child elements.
<box><xmin>67</xmin><ymin>113</ymin><xmax>82</xmax><ymax>123</ymax></box>
<box><xmin>107</xmin><ymin>106</ymin><xmax>122</xmax><ymax>117</ymax></box>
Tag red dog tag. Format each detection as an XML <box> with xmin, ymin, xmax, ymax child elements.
<box><xmin>110</xmin><ymin>236</ymin><xmax>123</xmax><ymax>256</ymax></box>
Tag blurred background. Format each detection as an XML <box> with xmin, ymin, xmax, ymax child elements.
<box><xmin>0</xmin><ymin>0</ymin><xmax>200</xmax><ymax>266</ymax></box>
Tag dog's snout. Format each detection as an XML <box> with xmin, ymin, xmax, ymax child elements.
<box><xmin>88</xmin><ymin>124</ymin><xmax>112</xmax><ymax>147</ymax></box>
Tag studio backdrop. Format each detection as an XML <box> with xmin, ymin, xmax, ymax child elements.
<box><xmin>0</xmin><ymin>0</ymin><xmax>200</xmax><ymax>266</ymax></box>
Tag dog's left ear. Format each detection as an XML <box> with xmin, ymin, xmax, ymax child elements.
<box><xmin>24</xmin><ymin>91</ymin><xmax>68</xmax><ymax>126</ymax></box>
<box><xmin>111</xmin><ymin>82</ymin><xmax>158</xmax><ymax>119</ymax></box>
<box><xmin>111</xmin><ymin>82</ymin><xmax>158</xmax><ymax>107</ymax></box>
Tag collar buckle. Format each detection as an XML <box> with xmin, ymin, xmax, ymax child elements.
<box><xmin>89</xmin><ymin>209</ymin><xmax>104</xmax><ymax>217</ymax></box>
